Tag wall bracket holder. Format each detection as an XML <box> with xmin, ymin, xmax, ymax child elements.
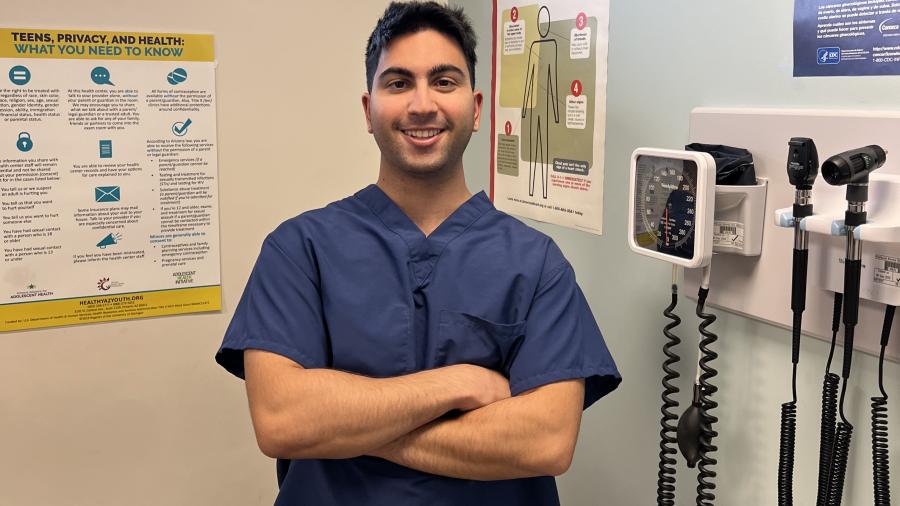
<box><xmin>774</xmin><ymin>173</ymin><xmax>900</xmax><ymax>307</ymax></box>
<box><xmin>713</xmin><ymin>178</ymin><xmax>768</xmax><ymax>256</ymax></box>
<box><xmin>683</xmin><ymin>107</ymin><xmax>900</xmax><ymax>362</ymax></box>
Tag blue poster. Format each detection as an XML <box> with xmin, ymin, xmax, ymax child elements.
<box><xmin>794</xmin><ymin>0</ymin><xmax>900</xmax><ymax>76</ymax></box>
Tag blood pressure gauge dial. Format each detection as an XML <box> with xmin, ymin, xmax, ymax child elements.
<box><xmin>627</xmin><ymin>147</ymin><xmax>716</xmax><ymax>268</ymax></box>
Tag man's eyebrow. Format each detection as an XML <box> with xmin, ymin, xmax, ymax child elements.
<box><xmin>378</xmin><ymin>66</ymin><xmax>414</xmax><ymax>81</ymax></box>
<box><xmin>428</xmin><ymin>64</ymin><xmax>465</xmax><ymax>78</ymax></box>
<box><xmin>377</xmin><ymin>64</ymin><xmax>466</xmax><ymax>82</ymax></box>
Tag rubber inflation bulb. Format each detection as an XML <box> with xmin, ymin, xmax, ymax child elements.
<box><xmin>677</xmin><ymin>382</ymin><xmax>704</xmax><ymax>468</ymax></box>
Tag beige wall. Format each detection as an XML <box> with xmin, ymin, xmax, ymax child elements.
<box><xmin>1</xmin><ymin>1</ymin><xmax>397</xmax><ymax>504</ymax></box>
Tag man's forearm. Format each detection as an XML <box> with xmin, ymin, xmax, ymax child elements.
<box><xmin>370</xmin><ymin>380</ymin><xmax>585</xmax><ymax>480</ymax></box>
<box><xmin>245</xmin><ymin>350</ymin><xmax>478</xmax><ymax>460</ymax></box>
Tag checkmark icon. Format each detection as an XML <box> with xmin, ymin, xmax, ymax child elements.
<box><xmin>172</xmin><ymin>118</ymin><xmax>192</xmax><ymax>136</ymax></box>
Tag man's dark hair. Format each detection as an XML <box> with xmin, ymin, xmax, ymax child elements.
<box><xmin>365</xmin><ymin>1</ymin><xmax>478</xmax><ymax>92</ymax></box>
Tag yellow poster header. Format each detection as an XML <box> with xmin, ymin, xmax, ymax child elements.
<box><xmin>0</xmin><ymin>28</ymin><xmax>214</xmax><ymax>61</ymax></box>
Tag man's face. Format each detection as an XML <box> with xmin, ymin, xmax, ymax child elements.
<box><xmin>363</xmin><ymin>29</ymin><xmax>482</xmax><ymax>178</ymax></box>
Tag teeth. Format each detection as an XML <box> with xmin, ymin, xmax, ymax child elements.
<box><xmin>404</xmin><ymin>129</ymin><xmax>441</xmax><ymax>139</ymax></box>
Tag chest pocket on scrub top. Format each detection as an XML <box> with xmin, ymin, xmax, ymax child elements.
<box><xmin>435</xmin><ymin>310</ymin><xmax>526</xmax><ymax>373</ymax></box>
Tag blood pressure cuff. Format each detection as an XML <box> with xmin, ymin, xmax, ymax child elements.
<box><xmin>685</xmin><ymin>143</ymin><xmax>757</xmax><ymax>185</ymax></box>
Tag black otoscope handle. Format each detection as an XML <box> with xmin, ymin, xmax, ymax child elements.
<box><xmin>791</xmin><ymin>249</ymin><xmax>809</xmax><ymax>364</ymax></box>
<box><xmin>841</xmin><ymin>259</ymin><xmax>862</xmax><ymax>379</ymax></box>
<box><xmin>882</xmin><ymin>306</ymin><xmax>897</xmax><ymax>347</ymax></box>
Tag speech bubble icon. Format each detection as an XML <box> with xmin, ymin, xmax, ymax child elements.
<box><xmin>91</xmin><ymin>66</ymin><xmax>114</xmax><ymax>86</ymax></box>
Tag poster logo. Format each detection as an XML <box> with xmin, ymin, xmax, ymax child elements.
<box><xmin>10</xmin><ymin>284</ymin><xmax>53</xmax><ymax>299</ymax></box>
<box><xmin>817</xmin><ymin>47</ymin><xmax>841</xmax><ymax>65</ymax></box>
<box><xmin>97</xmin><ymin>277</ymin><xmax>124</xmax><ymax>291</ymax></box>
<box><xmin>173</xmin><ymin>271</ymin><xmax>195</xmax><ymax>285</ymax></box>
<box><xmin>880</xmin><ymin>18</ymin><xmax>900</xmax><ymax>35</ymax></box>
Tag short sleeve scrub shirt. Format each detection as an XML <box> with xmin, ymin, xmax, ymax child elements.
<box><xmin>217</xmin><ymin>185</ymin><xmax>621</xmax><ymax>506</ymax></box>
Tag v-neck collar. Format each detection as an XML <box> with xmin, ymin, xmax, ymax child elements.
<box><xmin>355</xmin><ymin>184</ymin><xmax>493</xmax><ymax>285</ymax></box>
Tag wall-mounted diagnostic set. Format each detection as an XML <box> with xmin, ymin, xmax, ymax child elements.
<box><xmin>774</xmin><ymin>143</ymin><xmax>896</xmax><ymax>506</ymax></box>
<box><xmin>629</xmin><ymin>133</ymin><xmax>898</xmax><ymax>505</ymax></box>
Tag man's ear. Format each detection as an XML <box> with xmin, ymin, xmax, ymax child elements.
<box><xmin>362</xmin><ymin>92</ymin><xmax>374</xmax><ymax>134</ymax></box>
<box><xmin>472</xmin><ymin>89</ymin><xmax>484</xmax><ymax>132</ymax></box>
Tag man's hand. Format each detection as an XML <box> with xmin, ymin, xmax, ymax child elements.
<box><xmin>450</xmin><ymin>364</ymin><xmax>511</xmax><ymax>411</ymax></box>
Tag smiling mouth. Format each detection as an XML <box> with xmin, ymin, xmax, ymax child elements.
<box><xmin>402</xmin><ymin>128</ymin><xmax>445</xmax><ymax>139</ymax></box>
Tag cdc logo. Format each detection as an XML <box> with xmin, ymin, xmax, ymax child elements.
<box><xmin>817</xmin><ymin>47</ymin><xmax>840</xmax><ymax>65</ymax></box>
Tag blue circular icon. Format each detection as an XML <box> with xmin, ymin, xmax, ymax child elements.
<box><xmin>91</xmin><ymin>66</ymin><xmax>114</xmax><ymax>85</ymax></box>
<box><xmin>167</xmin><ymin>68</ymin><xmax>188</xmax><ymax>85</ymax></box>
<box><xmin>16</xmin><ymin>132</ymin><xmax>33</xmax><ymax>152</ymax></box>
<box><xmin>9</xmin><ymin>65</ymin><xmax>30</xmax><ymax>86</ymax></box>
<box><xmin>172</xmin><ymin>118</ymin><xmax>192</xmax><ymax>136</ymax></box>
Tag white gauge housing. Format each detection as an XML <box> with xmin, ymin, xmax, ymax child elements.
<box><xmin>627</xmin><ymin>147</ymin><xmax>716</xmax><ymax>269</ymax></box>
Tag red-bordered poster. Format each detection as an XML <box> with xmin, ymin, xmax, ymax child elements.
<box><xmin>490</xmin><ymin>0</ymin><xmax>609</xmax><ymax>235</ymax></box>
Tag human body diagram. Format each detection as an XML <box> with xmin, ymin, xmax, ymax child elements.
<box><xmin>521</xmin><ymin>6</ymin><xmax>559</xmax><ymax>199</ymax></box>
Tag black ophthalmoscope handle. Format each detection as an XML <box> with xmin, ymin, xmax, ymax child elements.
<box><xmin>881</xmin><ymin>305</ymin><xmax>896</xmax><ymax>348</ymax></box>
<box><xmin>841</xmin><ymin>259</ymin><xmax>862</xmax><ymax>380</ymax></box>
<box><xmin>791</xmin><ymin>249</ymin><xmax>809</xmax><ymax>365</ymax></box>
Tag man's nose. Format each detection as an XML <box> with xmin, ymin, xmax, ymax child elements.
<box><xmin>408</xmin><ymin>83</ymin><xmax>438</xmax><ymax>115</ymax></box>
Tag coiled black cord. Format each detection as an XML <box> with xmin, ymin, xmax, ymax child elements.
<box><xmin>826</xmin><ymin>383</ymin><xmax>853</xmax><ymax>506</ymax></box>
<box><xmin>780</xmin><ymin>247</ymin><xmax>810</xmax><ymax>506</ymax></box>
<box><xmin>816</xmin><ymin>292</ymin><xmax>843</xmax><ymax>506</ymax></box>
<box><xmin>827</xmin><ymin>255</ymin><xmax>863</xmax><ymax>506</ymax></box>
<box><xmin>657</xmin><ymin>284</ymin><xmax>682</xmax><ymax>506</ymax></box>
<box><xmin>871</xmin><ymin>305</ymin><xmax>895</xmax><ymax>506</ymax></box>
<box><xmin>872</xmin><ymin>397</ymin><xmax>890</xmax><ymax>505</ymax></box>
<box><xmin>817</xmin><ymin>374</ymin><xmax>840</xmax><ymax>506</ymax></box>
<box><xmin>695</xmin><ymin>287</ymin><xmax>718</xmax><ymax>506</ymax></box>
<box><xmin>779</xmin><ymin>376</ymin><xmax>797</xmax><ymax>506</ymax></box>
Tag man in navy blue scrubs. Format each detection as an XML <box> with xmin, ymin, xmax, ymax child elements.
<box><xmin>216</xmin><ymin>2</ymin><xmax>620</xmax><ymax>504</ymax></box>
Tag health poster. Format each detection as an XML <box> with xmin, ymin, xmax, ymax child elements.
<box><xmin>0</xmin><ymin>28</ymin><xmax>221</xmax><ymax>331</ymax></box>
<box><xmin>794</xmin><ymin>0</ymin><xmax>900</xmax><ymax>76</ymax></box>
<box><xmin>490</xmin><ymin>0</ymin><xmax>609</xmax><ymax>235</ymax></box>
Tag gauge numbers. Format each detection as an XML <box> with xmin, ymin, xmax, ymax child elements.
<box><xmin>634</xmin><ymin>155</ymin><xmax>698</xmax><ymax>260</ymax></box>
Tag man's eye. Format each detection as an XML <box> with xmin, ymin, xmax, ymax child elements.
<box><xmin>435</xmin><ymin>78</ymin><xmax>456</xmax><ymax>88</ymax></box>
<box><xmin>388</xmin><ymin>81</ymin><xmax>408</xmax><ymax>90</ymax></box>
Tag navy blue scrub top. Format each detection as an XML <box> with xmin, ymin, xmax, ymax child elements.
<box><xmin>217</xmin><ymin>185</ymin><xmax>621</xmax><ymax>506</ymax></box>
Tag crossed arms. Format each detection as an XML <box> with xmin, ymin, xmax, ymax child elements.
<box><xmin>244</xmin><ymin>349</ymin><xmax>585</xmax><ymax>480</ymax></box>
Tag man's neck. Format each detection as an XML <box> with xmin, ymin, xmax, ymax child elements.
<box><xmin>376</xmin><ymin>168</ymin><xmax>472</xmax><ymax>238</ymax></box>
